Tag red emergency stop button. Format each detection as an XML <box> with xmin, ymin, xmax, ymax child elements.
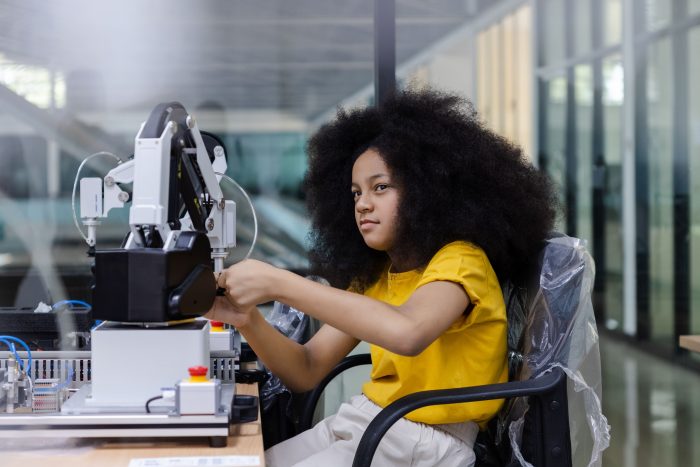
<box><xmin>188</xmin><ymin>366</ymin><xmax>208</xmax><ymax>382</ymax></box>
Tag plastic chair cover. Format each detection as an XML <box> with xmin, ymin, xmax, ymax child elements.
<box><xmin>498</xmin><ymin>235</ymin><xmax>610</xmax><ymax>467</ymax></box>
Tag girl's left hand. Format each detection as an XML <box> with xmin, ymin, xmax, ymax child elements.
<box><xmin>205</xmin><ymin>296</ymin><xmax>256</xmax><ymax>329</ymax></box>
<box><xmin>217</xmin><ymin>259</ymin><xmax>281</xmax><ymax>309</ymax></box>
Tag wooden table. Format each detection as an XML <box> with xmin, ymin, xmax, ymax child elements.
<box><xmin>680</xmin><ymin>335</ymin><xmax>700</xmax><ymax>353</ymax></box>
<box><xmin>0</xmin><ymin>383</ymin><xmax>265</xmax><ymax>467</ymax></box>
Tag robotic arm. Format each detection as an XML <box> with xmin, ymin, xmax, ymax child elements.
<box><xmin>80</xmin><ymin>102</ymin><xmax>236</xmax><ymax>323</ymax></box>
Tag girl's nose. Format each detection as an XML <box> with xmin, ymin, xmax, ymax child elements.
<box><xmin>355</xmin><ymin>194</ymin><xmax>372</xmax><ymax>212</ymax></box>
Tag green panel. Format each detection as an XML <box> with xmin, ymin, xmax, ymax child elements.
<box><xmin>575</xmin><ymin>65</ymin><xmax>594</xmax><ymax>245</ymax></box>
<box><xmin>689</xmin><ymin>27</ymin><xmax>700</xmax><ymax>337</ymax></box>
<box><xmin>602</xmin><ymin>55</ymin><xmax>625</xmax><ymax>331</ymax></box>
<box><xmin>647</xmin><ymin>37</ymin><xmax>674</xmax><ymax>342</ymax></box>
<box><xmin>543</xmin><ymin>76</ymin><xmax>568</xmax><ymax>232</ymax></box>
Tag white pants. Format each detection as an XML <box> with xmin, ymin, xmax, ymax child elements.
<box><xmin>265</xmin><ymin>395</ymin><xmax>478</xmax><ymax>467</ymax></box>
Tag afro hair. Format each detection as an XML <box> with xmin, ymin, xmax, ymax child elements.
<box><xmin>304</xmin><ymin>88</ymin><xmax>558</xmax><ymax>291</ymax></box>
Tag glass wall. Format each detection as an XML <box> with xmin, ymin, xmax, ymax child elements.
<box><xmin>574</xmin><ymin>0</ymin><xmax>593</xmax><ymax>56</ymax></box>
<box><xmin>404</xmin><ymin>4</ymin><xmax>533</xmax><ymax>158</ymax></box>
<box><xmin>475</xmin><ymin>5</ymin><xmax>533</xmax><ymax>158</ymax></box>
<box><xmin>541</xmin><ymin>76</ymin><xmax>569</xmax><ymax>232</ymax></box>
<box><xmin>536</xmin><ymin>0</ymin><xmax>627</xmax><ymax>329</ymax></box>
<box><xmin>690</xmin><ymin>26</ymin><xmax>700</xmax><ymax>337</ymax></box>
<box><xmin>646</xmin><ymin>37</ymin><xmax>675</xmax><ymax>342</ymax></box>
<box><xmin>601</xmin><ymin>55</ymin><xmax>624</xmax><ymax>330</ymax></box>
<box><xmin>644</xmin><ymin>0</ymin><xmax>672</xmax><ymax>32</ymax></box>
<box><xmin>0</xmin><ymin>1</ymin><xmax>381</xmax><ymax>314</ymax></box>
<box><xmin>541</xmin><ymin>0</ymin><xmax>567</xmax><ymax>66</ymax></box>
<box><xmin>534</xmin><ymin>0</ymin><xmax>700</xmax><ymax>351</ymax></box>
<box><xmin>603</xmin><ymin>0</ymin><xmax>623</xmax><ymax>46</ymax></box>
<box><xmin>575</xmin><ymin>65</ymin><xmax>594</xmax><ymax>245</ymax></box>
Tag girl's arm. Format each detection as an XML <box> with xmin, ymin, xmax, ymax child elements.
<box><xmin>207</xmin><ymin>298</ymin><xmax>359</xmax><ymax>393</ymax></box>
<box><xmin>219</xmin><ymin>260</ymin><xmax>469</xmax><ymax>357</ymax></box>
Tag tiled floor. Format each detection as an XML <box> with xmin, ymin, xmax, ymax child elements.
<box><xmin>601</xmin><ymin>334</ymin><xmax>700</xmax><ymax>467</ymax></box>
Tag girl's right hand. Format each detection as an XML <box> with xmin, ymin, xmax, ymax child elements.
<box><xmin>205</xmin><ymin>296</ymin><xmax>256</xmax><ymax>329</ymax></box>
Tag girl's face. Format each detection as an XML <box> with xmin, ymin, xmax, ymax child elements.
<box><xmin>351</xmin><ymin>148</ymin><xmax>400</xmax><ymax>252</ymax></box>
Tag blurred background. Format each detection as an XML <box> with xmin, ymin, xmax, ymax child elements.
<box><xmin>1</xmin><ymin>1</ymin><xmax>700</xmax><ymax>465</ymax></box>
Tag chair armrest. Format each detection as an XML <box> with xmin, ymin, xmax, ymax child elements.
<box><xmin>298</xmin><ymin>353</ymin><xmax>372</xmax><ymax>431</ymax></box>
<box><xmin>352</xmin><ymin>367</ymin><xmax>567</xmax><ymax>467</ymax></box>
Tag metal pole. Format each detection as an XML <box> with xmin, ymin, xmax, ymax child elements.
<box><xmin>374</xmin><ymin>0</ymin><xmax>396</xmax><ymax>105</ymax></box>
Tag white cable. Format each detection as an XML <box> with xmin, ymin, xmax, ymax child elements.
<box><xmin>215</xmin><ymin>171</ymin><xmax>258</xmax><ymax>260</ymax></box>
<box><xmin>25</xmin><ymin>366</ymin><xmax>33</xmax><ymax>405</ymax></box>
<box><xmin>71</xmin><ymin>151</ymin><xmax>122</xmax><ymax>245</ymax></box>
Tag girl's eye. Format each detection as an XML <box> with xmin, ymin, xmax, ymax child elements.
<box><xmin>351</xmin><ymin>191</ymin><xmax>361</xmax><ymax>199</ymax></box>
<box><xmin>375</xmin><ymin>184</ymin><xmax>388</xmax><ymax>192</ymax></box>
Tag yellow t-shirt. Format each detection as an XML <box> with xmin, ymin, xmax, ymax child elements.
<box><xmin>361</xmin><ymin>241</ymin><xmax>508</xmax><ymax>426</ymax></box>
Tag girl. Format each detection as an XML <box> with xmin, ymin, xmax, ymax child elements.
<box><xmin>208</xmin><ymin>89</ymin><xmax>556</xmax><ymax>466</ymax></box>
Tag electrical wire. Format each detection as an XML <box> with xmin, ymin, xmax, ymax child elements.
<box><xmin>52</xmin><ymin>299</ymin><xmax>92</xmax><ymax>310</ymax></box>
<box><xmin>56</xmin><ymin>365</ymin><xmax>75</xmax><ymax>390</ymax></box>
<box><xmin>71</xmin><ymin>151</ymin><xmax>122</xmax><ymax>245</ymax></box>
<box><xmin>145</xmin><ymin>395</ymin><xmax>164</xmax><ymax>413</ymax></box>
<box><xmin>0</xmin><ymin>340</ymin><xmax>24</xmax><ymax>371</ymax></box>
<box><xmin>215</xmin><ymin>172</ymin><xmax>258</xmax><ymax>260</ymax></box>
<box><xmin>0</xmin><ymin>335</ymin><xmax>32</xmax><ymax>377</ymax></box>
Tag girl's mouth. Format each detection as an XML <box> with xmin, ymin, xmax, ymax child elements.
<box><xmin>359</xmin><ymin>219</ymin><xmax>379</xmax><ymax>231</ymax></box>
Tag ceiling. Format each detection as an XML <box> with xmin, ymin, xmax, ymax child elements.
<box><xmin>0</xmin><ymin>0</ymin><xmax>499</xmax><ymax>122</ymax></box>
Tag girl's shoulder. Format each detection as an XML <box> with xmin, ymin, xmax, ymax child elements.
<box><xmin>419</xmin><ymin>240</ymin><xmax>502</xmax><ymax>306</ymax></box>
<box><xmin>432</xmin><ymin>240</ymin><xmax>486</xmax><ymax>261</ymax></box>
<box><xmin>426</xmin><ymin>241</ymin><xmax>496</xmax><ymax>280</ymax></box>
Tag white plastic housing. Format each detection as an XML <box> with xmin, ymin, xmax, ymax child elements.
<box><xmin>88</xmin><ymin>321</ymin><xmax>210</xmax><ymax>408</ymax></box>
<box><xmin>80</xmin><ymin>178</ymin><xmax>103</xmax><ymax>218</ymax></box>
<box><xmin>176</xmin><ymin>379</ymin><xmax>221</xmax><ymax>415</ymax></box>
<box><xmin>209</xmin><ymin>329</ymin><xmax>234</xmax><ymax>352</ymax></box>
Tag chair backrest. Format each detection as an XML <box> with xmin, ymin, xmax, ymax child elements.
<box><xmin>477</xmin><ymin>234</ymin><xmax>597</xmax><ymax>467</ymax></box>
<box><xmin>519</xmin><ymin>233</ymin><xmax>589</xmax><ymax>378</ymax></box>
<box><xmin>501</xmin><ymin>233</ymin><xmax>590</xmax><ymax>377</ymax></box>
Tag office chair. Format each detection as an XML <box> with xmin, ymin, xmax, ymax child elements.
<box><xmin>299</xmin><ymin>234</ymin><xmax>606</xmax><ymax>467</ymax></box>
